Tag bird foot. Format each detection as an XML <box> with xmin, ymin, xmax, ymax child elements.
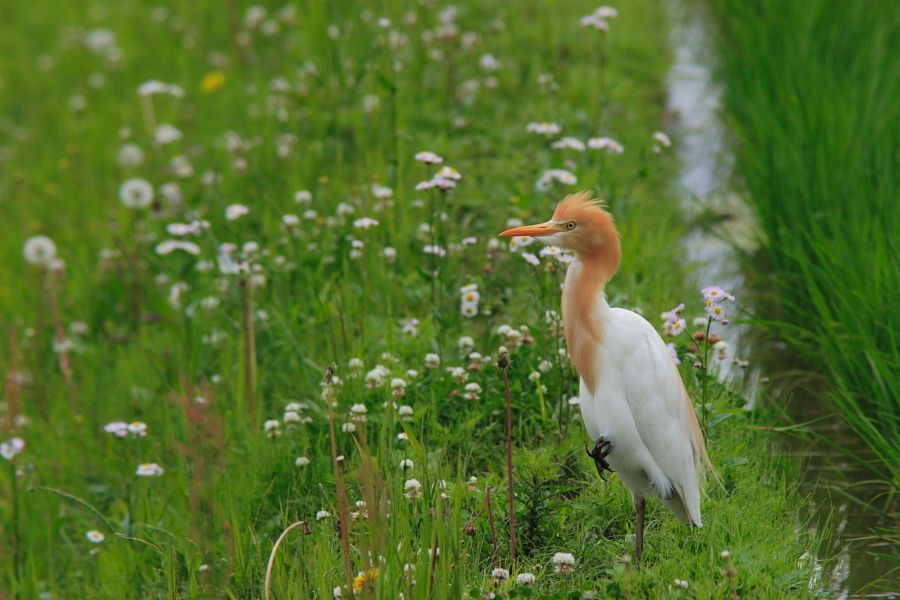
<box><xmin>586</xmin><ymin>437</ymin><xmax>614</xmax><ymax>481</ymax></box>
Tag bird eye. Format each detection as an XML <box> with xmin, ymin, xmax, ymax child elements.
<box><xmin>566</xmin><ymin>222</ymin><xmax>576</xmax><ymax>230</ymax></box>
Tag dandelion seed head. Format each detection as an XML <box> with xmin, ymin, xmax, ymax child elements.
<box><xmin>119</xmin><ymin>178</ymin><xmax>154</xmax><ymax>209</ymax></box>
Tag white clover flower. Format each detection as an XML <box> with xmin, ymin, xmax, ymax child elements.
<box><xmin>538</xmin><ymin>360</ymin><xmax>553</xmax><ymax>373</ymax></box>
<box><xmin>86</xmin><ymin>530</ymin><xmax>105</xmax><ymax>543</ymax></box>
<box><xmin>283</xmin><ymin>411</ymin><xmax>301</xmax><ymax>423</ymax></box>
<box><xmin>119</xmin><ymin>178</ymin><xmax>154</xmax><ymax>209</ymax></box>
<box><xmin>382</xmin><ymin>247</ymin><xmax>397</xmax><ymax>263</ymax></box>
<box><xmin>448</xmin><ymin>366</ymin><xmax>468</xmax><ymax>384</ymax></box>
<box><xmin>479</xmin><ymin>53</ymin><xmax>502</xmax><ymax>72</ymax></box>
<box><xmin>263</xmin><ymin>419</ymin><xmax>281</xmax><ymax>432</ymax></box>
<box><xmin>720</xmin><ymin>550</ymin><xmax>731</xmax><ymax>559</ymax></box>
<box><xmin>295</xmin><ymin>456</ymin><xmax>310</xmax><ymax>467</ymax></box>
<box><xmin>136</xmin><ymin>462</ymin><xmax>165</xmax><ymax>476</ymax></box>
<box><xmin>552</xmin><ymin>552</ymin><xmax>575</xmax><ymax>573</ymax></box>
<box><xmin>674</xmin><ymin>579</ymin><xmax>688</xmax><ymax>589</ymax></box>
<box><xmin>154</xmin><ymin>124</ymin><xmax>183</xmax><ymax>145</ymax></box>
<box><xmin>425</xmin><ymin>353</ymin><xmax>440</xmax><ymax>369</ymax></box>
<box><xmin>404</xmin><ymin>478</ymin><xmax>422</xmax><ymax>498</ymax></box>
<box><xmin>0</xmin><ymin>437</ymin><xmax>25</xmax><ymax>460</ymax></box>
<box><xmin>463</xmin><ymin>382</ymin><xmax>482</xmax><ymax>401</ymax></box>
<box><xmin>551</xmin><ymin>137</ymin><xmax>586</xmax><ymax>151</ymax></box>
<box><xmin>117</xmin><ymin>143</ymin><xmax>145</xmax><ymax>167</ymax></box>
<box><xmin>692</xmin><ymin>316</ymin><xmax>708</xmax><ymax>327</ymax></box>
<box><xmin>349</xmin><ymin>358</ymin><xmax>365</xmax><ymax>370</ymax></box>
<box><xmin>294</xmin><ymin>190</ymin><xmax>313</xmax><ymax>204</ymax></box>
<box><xmin>516</xmin><ymin>573</ymin><xmax>535</xmax><ymax>585</ymax></box>
<box><xmin>491</xmin><ymin>568</ymin><xmax>510</xmax><ymax>580</ymax></box>
<box><xmin>225</xmin><ymin>204</ymin><xmax>249</xmax><ymax>220</ymax></box>
<box><xmin>399</xmin><ymin>459</ymin><xmax>414</xmax><ymax>470</ymax></box>
<box><xmin>351</xmin><ymin>403</ymin><xmax>367</xmax><ymax>414</ymax></box>
<box><xmin>316</xmin><ymin>510</ymin><xmax>331</xmax><ymax>520</ymax></box>
<box><xmin>282</xmin><ymin>214</ymin><xmax>300</xmax><ymax>227</ymax></box>
<box><xmin>365</xmin><ymin>368</ymin><xmax>387</xmax><ymax>389</ymax></box>
<box><xmin>341</xmin><ymin>422</ymin><xmax>357</xmax><ymax>433</ymax></box>
<box><xmin>371</xmin><ymin>184</ymin><xmax>393</xmax><ymax>199</ymax></box>
<box><xmin>398</xmin><ymin>405</ymin><xmax>414</xmax><ymax>417</ymax></box>
<box><xmin>23</xmin><ymin>236</ymin><xmax>58</xmax><ymax>266</ymax></box>
<box><xmin>528</xmin><ymin>371</ymin><xmax>541</xmax><ymax>382</ymax></box>
<box><xmin>587</xmin><ymin>137</ymin><xmax>624</xmax><ymax>153</ymax></box>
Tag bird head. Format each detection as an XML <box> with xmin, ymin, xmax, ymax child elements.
<box><xmin>499</xmin><ymin>191</ymin><xmax>619</xmax><ymax>257</ymax></box>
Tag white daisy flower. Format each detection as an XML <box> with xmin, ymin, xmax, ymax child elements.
<box><xmin>135</xmin><ymin>462</ymin><xmax>164</xmax><ymax>476</ymax></box>
<box><xmin>225</xmin><ymin>204</ymin><xmax>249</xmax><ymax>220</ymax></box>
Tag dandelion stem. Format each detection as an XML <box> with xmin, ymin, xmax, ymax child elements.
<box><xmin>325</xmin><ymin>366</ymin><xmax>354</xmax><ymax>595</ymax></box>
<box><xmin>701</xmin><ymin>316</ymin><xmax>712</xmax><ymax>426</ymax></box>
<box><xmin>499</xmin><ymin>363</ymin><xmax>517</xmax><ymax>564</ymax></box>
<box><xmin>42</xmin><ymin>267</ymin><xmax>76</xmax><ymax>409</ymax></box>
<box><xmin>239</xmin><ymin>279</ymin><xmax>256</xmax><ymax>417</ymax></box>
<box><xmin>486</xmin><ymin>485</ymin><xmax>498</xmax><ymax>568</ymax></box>
<box><xmin>4</xmin><ymin>327</ymin><xmax>21</xmax><ymax>436</ymax></box>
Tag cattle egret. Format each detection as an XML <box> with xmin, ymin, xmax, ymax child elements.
<box><xmin>500</xmin><ymin>191</ymin><xmax>710</xmax><ymax>562</ymax></box>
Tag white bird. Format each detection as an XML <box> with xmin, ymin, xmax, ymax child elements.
<box><xmin>500</xmin><ymin>191</ymin><xmax>710</xmax><ymax>562</ymax></box>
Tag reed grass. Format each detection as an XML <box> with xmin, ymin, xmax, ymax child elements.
<box><xmin>705</xmin><ymin>0</ymin><xmax>900</xmax><ymax>489</ymax></box>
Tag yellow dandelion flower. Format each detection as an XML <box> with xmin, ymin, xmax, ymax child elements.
<box><xmin>352</xmin><ymin>568</ymin><xmax>380</xmax><ymax>592</ymax></box>
<box><xmin>201</xmin><ymin>71</ymin><xmax>226</xmax><ymax>93</ymax></box>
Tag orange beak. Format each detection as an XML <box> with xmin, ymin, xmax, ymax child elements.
<box><xmin>499</xmin><ymin>222</ymin><xmax>556</xmax><ymax>237</ymax></box>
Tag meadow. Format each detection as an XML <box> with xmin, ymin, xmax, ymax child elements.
<box><xmin>1</xmin><ymin>1</ymin><xmax>828</xmax><ymax>598</ymax></box>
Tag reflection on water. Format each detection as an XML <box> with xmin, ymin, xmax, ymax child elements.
<box><xmin>665</xmin><ymin>2</ymin><xmax>899</xmax><ymax>595</ymax></box>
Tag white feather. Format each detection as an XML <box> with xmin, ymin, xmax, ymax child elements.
<box><xmin>578</xmin><ymin>296</ymin><xmax>702</xmax><ymax>526</ymax></box>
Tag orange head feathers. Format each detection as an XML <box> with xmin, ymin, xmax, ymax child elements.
<box><xmin>500</xmin><ymin>190</ymin><xmax>621</xmax><ymax>276</ymax></box>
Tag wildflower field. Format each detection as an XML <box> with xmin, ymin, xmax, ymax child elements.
<box><xmin>1</xmin><ymin>1</ymin><xmax>831</xmax><ymax>598</ymax></box>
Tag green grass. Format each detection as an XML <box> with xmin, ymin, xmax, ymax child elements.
<box><xmin>0</xmin><ymin>0</ymin><xmax>826</xmax><ymax>597</ymax></box>
<box><xmin>704</xmin><ymin>0</ymin><xmax>900</xmax><ymax>495</ymax></box>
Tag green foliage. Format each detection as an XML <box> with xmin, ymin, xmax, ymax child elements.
<box><xmin>0</xmin><ymin>0</ymin><xmax>826</xmax><ymax>597</ymax></box>
<box><xmin>704</xmin><ymin>0</ymin><xmax>900</xmax><ymax>493</ymax></box>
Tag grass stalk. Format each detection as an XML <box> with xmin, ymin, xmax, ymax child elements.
<box><xmin>497</xmin><ymin>350</ymin><xmax>517</xmax><ymax>564</ymax></box>
<box><xmin>264</xmin><ymin>520</ymin><xmax>310</xmax><ymax>600</ymax></box>
<box><xmin>324</xmin><ymin>366</ymin><xmax>354</xmax><ymax>594</ymax></box>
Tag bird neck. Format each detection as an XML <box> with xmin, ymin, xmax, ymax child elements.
<box><xmin>562</xmin><ymin>252</ymin><xmax>615</xmax><ymax>394</ymax></box>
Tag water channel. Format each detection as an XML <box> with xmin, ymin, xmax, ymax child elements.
<box><xmin>665</xmin><ymin>3</ymin><xmax>899</xmax><ymax>595</ymax></box>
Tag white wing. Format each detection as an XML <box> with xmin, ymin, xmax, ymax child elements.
<box><xmin>583</xmin><ymin>308</ymin><xmax>702</xmax><ymax>526</ymax></box>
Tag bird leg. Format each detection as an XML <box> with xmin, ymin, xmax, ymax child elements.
<box><xmin>586</xmin><ymin>437</ymin><xmax>614</xmax><ymax>481</ymax></box>
<box><xmin>634</xmin><ymin>495</ymin><xmax>646</xmax><ymax>565</ymax></box>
